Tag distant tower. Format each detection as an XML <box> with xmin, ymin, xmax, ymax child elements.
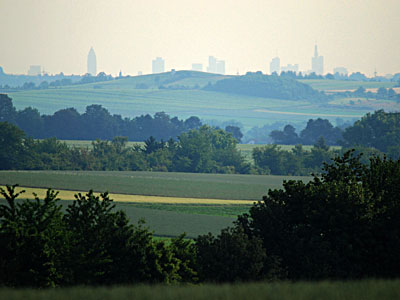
<box><xmin>270</xmin><ymin>57</ymin><xmax>280</xmax><ymax>74</ymax></box>
<box><xmin>152</xmin><ymin>57</ymin><xmax>165</xmax><ymax>74</ymax></box>
<box><xmin>87</xmin><ymin>47</ymin><xmax>97</xmax><ymax>76</ymax></box>
<box><xmin>311</xmin><ymin>45</ymin><xmax>324</xmax><ymax>75</ymax></box>
<box><xmin>207</xmin><ymin>56</ymin><xmax>225</xmax><ymax>74</ymax></box>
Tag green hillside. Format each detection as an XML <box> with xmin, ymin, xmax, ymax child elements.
<box><xmin>7</xmin><ymin>71</ymin><xmax>397</xmax><ymax>129</ymax></box>
<box><xmin>299</xmin><ymin>79</ymin><xmax>396</xmax><ymax>91</ymax></box>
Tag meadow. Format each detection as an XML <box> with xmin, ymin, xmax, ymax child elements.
<box><xmin>7</xmin><ymin>73</ymin><xmax>383</xmax><ymax>130</ymax></box>
<box><xmin>1</xmin><ymin>279</ymin><xmax>399</xmax><ymax>300</ymax></box>
<box><xmin>0</xmin><ymin>170</ymin><xmax>310</xmax><ymax>238</ymax></box>
<box><xmin>298</xmin><ymin>79</ymin><xmax>396</xmax><ymax>91</ymax></box>
<box><xmin>0</xmin><ymin>170</ymin><xmax>311</xmax><ymax>200</ymax></box>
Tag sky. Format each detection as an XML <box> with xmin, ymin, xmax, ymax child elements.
<box><xmin>0</xmin><ymin>0</ymin><xmax>399</xmax><ymax>77</ymax></box>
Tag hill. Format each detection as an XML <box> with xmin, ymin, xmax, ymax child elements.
<box><xmin>6</xmin><ymin>71</ymin><xmax>398</xmax><ymax>130</ymax></box>
<box><xmin>204</xmin><ymin>72</ymin><xmax>329</xmax><ymax>102</ymax></box>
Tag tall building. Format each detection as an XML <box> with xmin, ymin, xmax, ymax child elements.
<box><xmin>311</xmin><ymin>45</ymin><xmax>324</xmax><ymax>75</ymax></box>
<box><xmin>207</xmin><ymin>56</ymin><xmax>225</xmax><ymax>74</ymax></box>
<box><xmin>28</xmin><ymin>65</ymin><xmax>41</xmax><ymax>76</ymax></box>
<box><xmin>87</xmin><ymin>47</ymin><xmax>97</xmax><ymax>76</ymax></box>
<box><xmin>269</xmin><ymin>57</ymin><xmax>280</xmax><ymax>74</ymax></box>
<box><xmin>207</xmin><ymin>56</ymin><xmax>217</xmax><ymax>73</ymax></box>
<box><xmin>152</xmin><ymin>57</ymin><xmax>165</xmax><ymax>73</ymax></box>
<box><xmin>216</xmin><ymin>60</ymin><xmax>225</xmax><ymax>75</ymax></box>
<box><xmin>192</xmin><ymin>63</ymin><xmax>203</xmax><ymax>72</ymax></box>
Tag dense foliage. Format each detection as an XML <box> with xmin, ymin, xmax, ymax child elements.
<box><xmin>341</xmin><ymin>110</ymin><xmax>400</xmax><ymax>156</ymax></box>
<box><xmin>0</xmin><ymin>186</ymin><xmax>197</xmax><ymax>287</ymax></box>
<box><xmin>1</xmin><ymin>151</ymin><xmax>399</xmax><ymax>287</ymax></box>
<box><xmin>0</xmin><ymin>122</ymin><xmax>250</xmax><ymax>174</ymax></box>
<box><xmin>0</xmin><ymin>94</ymin><xmax>202</xmax><ymax>141</ymax></box>
<box><xmin>270</xmin><ymin>119</ymin><xmax>343</xmax><ymax>146</ymax></box>
<box><xmin>203</xmin><ymin>72</ymin><xmax>330</xmax><ymax>102</ymax></box>
<box><xmin>237</xmin><ymin>150</ymin><xmax>400</xmax><ymax>280</ymax></box>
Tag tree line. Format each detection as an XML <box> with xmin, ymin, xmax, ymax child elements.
<box><xmin>270</xmin><ymin>118</ymin><xmax>343</xmax><ymax>146</ymax></box>
<box><xmin>269</xmin><ymin>110</ymin><xmax>400</xmax><ymax>160</ymax></box>
<box><xmin>203</xmin><ymin>72</ymin><xmax>330</xmax><ymax>102</ymax></box>
<box><xmin>1</xmin><ymin>151</ymin><xmax>399</xmax><ymax>287</ymax></box>
<box><xmin>0</xmin><ymin>94</ymin><xmax>202</xmax><ymax>141</ymax></box>
<box><xmin>0</xmin><ymin>120</ymin><xmax>391</xmax><ymax>176</ymax></box>
<box><xmin>0</xmin><ymin>122</ymin><xmax>250</xmax><ymax>174</ymax></box>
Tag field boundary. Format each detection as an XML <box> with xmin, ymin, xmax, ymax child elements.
<box><xmin>0</xmin><ymin>186</ymin><xmax>257</xmax><ymax>205</ymax></box>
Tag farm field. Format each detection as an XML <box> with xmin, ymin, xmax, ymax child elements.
<box><xmin>0</xmin><ymin>185</ymin><xmax>249</xmax><ymax>238</ymax></box>
<box><xmin>0</xmin><ymin>170</ymin><xmax>309</xmax><ymax>238</ymax></box>
<box><xmin>0</xmin><ymin>170</ymin><xmax>312</xmax><ymax>200</ymax></box>
<box><xmin>7</xmin><ymin>72</ymin><xmax>382</xmax><ymax>130</ymax></box>
<box><xmin>299</xmin><ymin>79</ymin><xmax>396</xmax><ymax>91</ymax></box>
<box><xmin>1</xmin><ymin>279</ymin><xmax>399</xmax><ymax>300</ymax></box>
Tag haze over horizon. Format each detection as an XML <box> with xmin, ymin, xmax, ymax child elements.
<box><xmin>1</xmin><ymin>0</ymin><xmax>399</xmax><ymax>77</ymax></box>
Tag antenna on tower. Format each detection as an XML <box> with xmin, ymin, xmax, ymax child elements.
<box><xmin>374</xmin><ymin>68</ymin><xmax>377</xmax><ymax>78</ymax></box>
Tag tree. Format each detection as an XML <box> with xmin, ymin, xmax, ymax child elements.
<box><xmin>270</xmin><ymin>124</ymin><xmax>300</xmax><ymax>145</ymax></box>
<box><xmin>0</xmin><ymin>122</ymin><xmax>25</xmax><ymax>169</ymax></box>
<box><xmin>341</xmin><ymin>110</ymin><xmax>400</xmax><ymax>152</ymax></box>
<box><xmin>0</xmin><ymin>185</ymin><xmax>67</xmax><ymax>287</ymax></box>
<box><xmin>237</xmin><ymin>151</ymin><xmax>400</xmax><ymax>279</ymax></box>
<box><xmin>196</xmin><ymin>226</ymin><xmax>270</xmax><ymax>283</ymax></box>
<box><xmin>300</xmin><ymin>118</ymin><xmax>342</xmax><ymax>145</ymax></box>
<box><xmin>225</xmin><ymin>125</ymin><xmax>243</xmax><ymax>143</ymax></box>
<box><xmin>0</xmin><ymin>94</ymin><xmax>17</xmax><ymax>123</ymax></box>
<box><xmin>16</xmin><ymin>107</ymin><xmax>44</xmax><ymax>138</ymax></box>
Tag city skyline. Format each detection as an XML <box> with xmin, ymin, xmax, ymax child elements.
<box><xmin>1</xmin><ymin>0</ymin><xmax>399</xmax><ymax>77</ymax></box>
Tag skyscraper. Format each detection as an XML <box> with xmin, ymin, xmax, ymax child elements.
<box><xmin>28</xmin><ymin>65</ymin><xmax>41</xmax><ymax>76</ymax></box>
<box><xmin>152</xmin><ymin>57</ymin><xmax>165</xmax><ymax>73</ymax></box>
<box><xmin>87</xmin><ymin>47</ymin><xmax>97</xmax><ymax>76</ymax></box>
<box><xmin>216</xmin><ymin>60</ymin><xmax>225</xmax><ymax>75</ymax></box>
<box><xmin>269</xmin><ymin>57</ymin><xmax>280</xmax><ymax>74</ymax></box>
<box><xmin>311</xmin><ymin>45</ymin><xmax>324</xmax><ymax>75</ymax></box>
<box><xmin>207</xmin><ymin>56</ymin><xmax>225</xmax><ymax>74</ymax></box>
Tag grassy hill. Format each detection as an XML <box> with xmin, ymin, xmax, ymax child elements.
<box><xmin>7</xmin><ymin>71</ymin><xmax>398</xmax><ymax>130</ymax></box>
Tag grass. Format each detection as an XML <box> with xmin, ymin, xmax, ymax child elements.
<box><xmin>8</xmin><ymin>73</ymin><xmax>384</xmax><ymax>130</ymax></box>
<box><xmin>0</xmin><ymin>279</ymin><xmax>399</xmax><ymax>300</ymax></box>
<box><xmin>0</xmin><ymin>194</ymin><xmax>238</xmax><ymax>238</ymax></box>
<box><xmin>299</xmin><ymin>79</ymin><xmax>396</xmax><ymax>91</ymax></box>
<box><xmin>0</xmin><ymin>171</ymin><xmax>312</xmax><ymax>201</ymax></box>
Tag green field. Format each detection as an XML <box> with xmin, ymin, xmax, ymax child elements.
<box><xmin>0</xmin><ymin>170</ymin><xmax>310</xmax><ymax>237</ymax></box>
<box><xmin>1</xmin><ymin>279</ymin><xmax>398</xmax><ymax>300</ymax></box>
<box><xmin>8</xmin><ymin>72</ymin><xmax>385</xmax><ymax>130</ymax></box>
<box><xmin>299</xmin><ymin>79</ymin><xmax>396</xmax><ymax>91</ymax></box>
<box><xmin>0</xmin><ymin>170</ymin><xmax>311</xmax><ymax>200</ymax></box>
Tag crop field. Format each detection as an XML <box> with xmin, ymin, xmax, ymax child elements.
<box><xmin>299</xmin><ymin>79</ymin><xmax>396</xmax><ymax>91</ymax></box>
<box><xmin>0</xmin><ymin>170</ymin><xmax>309</xmax><ymax>237</ymax></box>
<box><xmin>7</xmin><ymin>73</ymin><xmax>381</xmax><ymax>130</ymax></box>
<box><xmin>1</xmin><ymin>279</ymin><xmax>399</xmax><ymax>300</ymax></box>
<box><xmin>0</xmin><ymin>185</ymin><xmax>249</xmax><ymax>238</ymax></box>
<box><xmin>0</xmin><ymin>171</ymin><xmax>311</xmax><ymax>200</ymax></box>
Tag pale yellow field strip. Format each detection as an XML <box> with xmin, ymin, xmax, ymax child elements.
<box><xmin>0</xmin><ymin>186</ymin><xmax>256</xmax><ymax>205</ymax></box>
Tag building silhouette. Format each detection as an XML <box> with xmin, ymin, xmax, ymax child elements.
<box><xmin>311</xmin><ymin>45</ymin><xmax>324</xmax><ymax>75</ymax></box>
<box><xmin>152</xmin><ymin>57</ymin><xmax>165</xmax><ymax>74</ymax></box>
<box><xmin>269</xmin><ymin>57</ymin><xmax>280</xmax><ymax>74</ymax></box>
<box><xmin>87</xmin><ymin>47</ymin><xmax>97</xmax><ymax>76</ymax></box>
<box><xmin>207</xmin><ymin>56</ymin><xmax>225</xmax><ymax>75</ymax></box>
<box><xmin>28</xmin><ymin>65</ymin><xmax>41</xmax><ymax>76</ymax></box>
<box><xmin>333</xmin><ymin>67</ymin><xmax>348</xmax><ymax>75</ymax></box>
<box><xmin>281</xmin><ymin>64</ymin><xmax>299</xmax><ymax>73</ymax></box>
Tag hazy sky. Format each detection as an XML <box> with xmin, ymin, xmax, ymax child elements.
<box><xmin>1</xmin><ymin>0</ymin><xmax>399</xmax><ymax>76</ymax></box>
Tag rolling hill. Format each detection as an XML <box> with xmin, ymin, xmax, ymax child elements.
<box><xmin>6</xmin><ymin>71</ymin><xmax>398</xmax><ymax>130</ymax></box>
